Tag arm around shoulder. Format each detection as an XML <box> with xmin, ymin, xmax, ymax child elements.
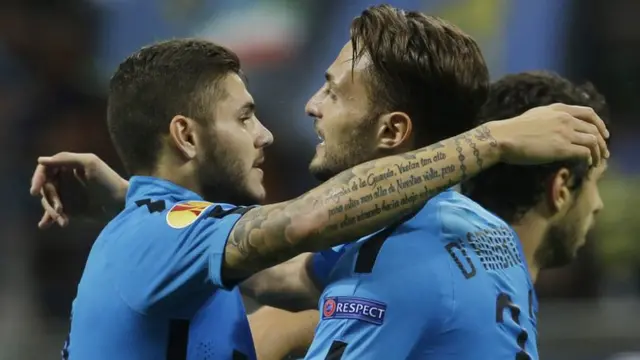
<box><xmin>221</xmin><ymin>125</ymin><xmax>503</xmax><ymax>284</ymax></box>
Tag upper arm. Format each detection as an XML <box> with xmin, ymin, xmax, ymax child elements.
<box><xmin>111</xmin><ymin>201</ymin><xmax>249</xmax><ymax>315</ymax></box>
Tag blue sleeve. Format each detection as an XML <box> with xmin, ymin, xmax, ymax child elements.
<box><xmin>305</xmin><ymin>205</ymin><xmax>455</xmax><ymax>359</ymax></box>
<box><xmin>109</xmin><ymin>201</ymin><xmax>250</xmax><ymax>316</ymax></box>
<box><xmin>309</xmin><ymin>245</ymin><xmax>348</xmax><ymax>287</ymax></box>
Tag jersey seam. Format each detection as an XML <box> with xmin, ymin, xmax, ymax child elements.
<box><xmin>436</xmin><ymin>200</ymin><xmax>456</xmax><ymax>334</ymax></box>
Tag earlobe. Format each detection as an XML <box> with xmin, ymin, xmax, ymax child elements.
<box><xmin>548</xmin><ymin>168</ymin><xmax>572</xmax><ymax>213</ymax></box>
<box><xmin>168</xmin><ymin>115</ymin><xmax>198</xmax><ymax>160</ymax></box>
<box><xmin>377</xmin><ymin>112</ymin><xmax>412</xmax><ymax>150</ymax></box>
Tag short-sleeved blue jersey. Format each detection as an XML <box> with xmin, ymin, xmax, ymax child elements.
<box><xmin>63</xmin><ymin>176</ymin><xmax>256</xmax><ymax>360</ymax></box>
<box><xmin>305</xmin><ymin>190</ymin><xmax>539</xmax><ymax>360</ymax></box>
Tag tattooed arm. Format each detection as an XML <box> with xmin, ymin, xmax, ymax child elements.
<box><xmin>221</xmin><ymin>125</ymin><xmax>501</xmax><ymax>284</ymax></box>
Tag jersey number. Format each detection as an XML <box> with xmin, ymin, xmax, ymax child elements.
<box><xmin>496</xmin><ymin>293</ymin><xmax>531</xmax><ymax>360</ymax></box>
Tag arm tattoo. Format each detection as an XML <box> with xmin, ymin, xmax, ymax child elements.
<box><xmin>222</xmin><ymin>124</ymin><xmax>500</xmax><ymax>284</ymax></box>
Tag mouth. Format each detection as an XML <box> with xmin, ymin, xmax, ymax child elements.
<box><xmin>253</xmin><ymin>156</ymin><xmax>265</xmax><ymax>168</ymax></box>
<box><xmin>315</xmin><ymin>128</ymin><xmax>325</xmax><ymax>146</ymax></box>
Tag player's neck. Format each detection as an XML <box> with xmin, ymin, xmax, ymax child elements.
<box><xmin>510</xmin><ymin>211</ymin><xmax>548</xmax><ymax>283</ymax></box>
<box><xmin>153</xmin><ymin>161</ymin><xmax>203</xmax><ymax>198</ymax></box>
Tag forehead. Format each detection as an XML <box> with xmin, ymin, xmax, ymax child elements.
<box><xmin>218</xmin><ymin>73</ymin><xmax>252</xmax><ymax>103</ymax></box>
<box><xmin>326</xmin><ymin>41</ymin><xmax>370</xmax><ymax>88</ymax></box>
<box><xmin>214</xmin><ymin>73</ymin><xmax>253</xmax><ymax>112</ymax></box>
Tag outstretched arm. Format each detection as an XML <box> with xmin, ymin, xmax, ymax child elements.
<box><xmin>223</xmin><ymin>104</ymin><xmax>609</xmax><ymax>284</ymax></box>
<box><xmin>222</xmin><ymin>125</ymin><xmax>497</xmax><ymax>283</ymax></box>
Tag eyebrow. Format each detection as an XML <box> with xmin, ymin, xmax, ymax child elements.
<box><xmin>238</xmin><ymin>102</ymin><xmax>255</xmax><ymax>116</ymax></box>
<box><xmin>325</xmin><ymin>72</ymin><xmax>336</xmax><ymax>87</ymax></box>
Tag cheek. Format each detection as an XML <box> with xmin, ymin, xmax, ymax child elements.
<box><xmin>325</xmin><ymin>110</ymin><xmax>365</xmax><ymax>141</ymax></box>
<box><xmin>215</xmin><ymin>128</ymin><xmax>255</xmax><ymax>167</ymax></box>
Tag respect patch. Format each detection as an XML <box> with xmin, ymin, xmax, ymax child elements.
<box><xmin>321</xmin><ymin>296</ymin><xmax>387</xmax><ymax>325</ymax></box>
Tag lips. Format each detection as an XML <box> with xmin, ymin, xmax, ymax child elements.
<box><xmin>316</xmin><ymin>128</ymin><xmax>325</xmax><ymax>144</ymax></box>
<box><xmin>253</xmin><ymin>156</ymin><xmax>265</xmax><ymax>168</ymax></box>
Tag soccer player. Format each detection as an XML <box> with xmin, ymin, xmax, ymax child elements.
<box><xmin>30</xmin><ymin>7</ymin><xmax>609</xmax><ymax>360</ymax></box>
<box><xmin>463</xmin><ymin>71</ymin><xmax>610</xmax><ymax>281</ymax></box>
<box><xmin>249</xmin><ymin>71</ymin><xmax>612</xmax><ymax>359</ymax></box>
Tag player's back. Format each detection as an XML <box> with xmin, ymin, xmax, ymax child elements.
<box><xmin>306</xmin><ymin>190</ymin><xmax>538</xmax><ymax>360</ymax></box>
<box><xmin>65</xmin><ymin>176</ymin><xmax>255</xmax><ymax>360</ymax></box>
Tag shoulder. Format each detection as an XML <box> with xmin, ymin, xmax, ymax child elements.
<box><xmin>109</xmin><ymin>199</ymin><xmax>250</xmax><ymax>235</ymax></box>
<box><xmin>428</xmin><ymin>191</ymin><xmax>509</xmax><ymax>234</ymax></box>
<box><xmin>104</xmin><ymin>199</ymin><xmax>255</xmax><ymax>314</ymax></box>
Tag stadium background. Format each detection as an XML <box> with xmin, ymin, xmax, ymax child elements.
<box><xmin>0</xmin><ymin>0</ymin><xmax>638</xmax><ymax>359</ymax></box>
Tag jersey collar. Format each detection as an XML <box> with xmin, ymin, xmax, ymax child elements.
<box><xmin>126</xmin><ymin>176</ymin><xmax>204</xmax><ymax>205</ymax></box>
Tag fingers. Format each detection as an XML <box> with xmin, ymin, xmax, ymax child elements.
<box><xmin>567</xmin><ymin>144</ymin><xmax>593</xmax><ymax>165</ymax></box>
<box><xmin>39</xmin><ymin>196</ymin><xmax>68</xmax><ymax>228</ymax></box>
<box><xmin>568</xmin><ymin>117</ymin><xmax>608</xmax><ymax>165</ymax></box>
<box><xmin>30</xmin><ymin>164</ymin><xmax>48</xmax><ymax>196</ymax></box>
<box><xmin>552</xmin><ymin>104</ymin><xmax>610</xmax><ymax>162</ymax></box>
<box><xmin>42</xmin><ymin>182</ymin><xmax>63</xmax><ymax>213</ymax></box>
<box><xmin>570</xmin><ymin>132</ymin><xmax>600</xmax><ymax>166</ymax></box>
<box><xmin>37</xmin><ymin>152</ymin><xmax>92</xmax><ymax>167</ymax></box>
<box><xmin>38</xmin><ymin>212</ymin><xmax>54</xmax><ymax>229</ymax></box>
<box><xmin>551</xmin><ymin>103</ymin><xmax>610</xmax><ymax>140</ymax></box>
<box><xmin>33</xmin><ymin>151</ymin><xmax>94</xmax><ymax>229</ymax></box>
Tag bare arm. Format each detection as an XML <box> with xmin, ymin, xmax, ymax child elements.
<box><xmin>240</xmin><ymin>253</ymin><xmax>320</xmax><ymax>311</ymax></box>
<box><xmin>223</xmin><ymin>125</ymin><xmax>501</xmax><ymax>283</ymax></box>
<box><xmin>248</xmin><ymin>306</ymin><xmax>318</xmax><ymax>360</ymax></box>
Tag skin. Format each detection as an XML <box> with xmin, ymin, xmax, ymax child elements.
<box><xmin>248</xmin><ymin>162</ymin><xmax>608</xmax><ymax>359</ymax></box>
<box><xmin>307</xmin><ymin>42</ymin><xmax>388</xmax><ymax>182</ymax></box>
<box><xmin>30</xmin><ymin>41</ymin><xmax>610</xmax><ymax>359</ymax></box>
<box><xmin>244</xmin><ymin>42</ymin><xmax>611</xmax><ymax>358</ymax></box>
<box><xmin>515</xmin><ymin>161</ymin><xmax>607</xmax><ymax>282</ymax></box>
<box><xmin>158</xmin><ymin>73</ymin><xmax>273</xmax><ymax>206</ymax></box>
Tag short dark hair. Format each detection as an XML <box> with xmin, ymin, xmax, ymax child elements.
<box><xmin>463</xmin><ymin>71</ymin><xmax>610</xmax><ymax>223</ymax></box>
<box><xmin>107</xmin><ymin>39</ymin><xmax>241</xmax><ymax>174</ymax></box>
<box><xmin>350</xmin><ymin>5</ymin><xmax>489</xmax><ymax>145</ymax></box>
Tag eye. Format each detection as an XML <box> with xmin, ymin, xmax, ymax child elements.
<box><xmin>324</xmin><ymin>87</ymin><xmax>338</xmax><ymax>101</ymax></box>
<box><xmin>239</xmin><ymin>116</ymin><xmax>252</xmax><ymax>126</ymax></box>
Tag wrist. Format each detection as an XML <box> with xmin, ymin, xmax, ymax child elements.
<box><xmin>482</xmin><ymin>121</ymin><xmax>510</xmax><ymax>164</ymax></box>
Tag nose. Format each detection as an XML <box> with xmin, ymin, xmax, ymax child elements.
<box><xmin>305</xmin><ymin>94</ymin><xmax>321</xmax><ymax>120</ymax></box>
<box><xmin>594</xmin><ymin>190</ymin><xmax>604</xmax><ymax>215</ymax></box>
<box><xmin>255</xmin><ymin>118</ymin><xmax>274</xmax><ymax>148</ymax></box>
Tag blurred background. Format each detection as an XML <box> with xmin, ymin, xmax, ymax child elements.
<box><xmin>0</xmin><ymin>0</ymin><xmax>638</xmax><ymax>359</ymax></box>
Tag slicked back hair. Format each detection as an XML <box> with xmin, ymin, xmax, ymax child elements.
<box><xmin>350</xmin><ymin>4</ymin><xmax>490</xmax><ymax>146</ymax></box>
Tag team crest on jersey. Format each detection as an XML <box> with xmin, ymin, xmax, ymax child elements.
<box><xmin>322</xmin><ymin>296</ymin><xmax>387</xmax><ymax>325</ymax></box>
<box><xmin>166</xmin><ymin>201</ymin><xmax>213</xmax><ymax>229</ymax></box>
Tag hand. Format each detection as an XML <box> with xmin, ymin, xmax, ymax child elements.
<box><xmin>489</xmin><ymin>103</ymin><xmax>610</xmax><ymax>166</ymax></box>
<box><xmin>29</xmin><ymin>152</ymin><xmax>129</xmax><ymax>229</ymax></box>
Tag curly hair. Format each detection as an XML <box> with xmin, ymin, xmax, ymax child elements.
<box><xmin>462</xmin><ymin>71</ymin><xmax>610</xmax><ymax>223</ymax></box>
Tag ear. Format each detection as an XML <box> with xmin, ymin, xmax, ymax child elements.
<box><xmin>546</xmin><ymin>168</ymin><xmax>573</xmax><ymax>214</ymax></box>
<box><xmin>376</xmin><ymin>112</ymin><xmax>413</xmax><ymax>150</ymax></box>
<box><xmin>168</xmin><ymin>115</ymin><xmax>200</xmax><ymax>160</ymax></box>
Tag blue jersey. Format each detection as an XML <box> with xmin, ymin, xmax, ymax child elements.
<box><xmin>64</xmin><ymin>176</ymin><xmax>256</xmax><ymax>360</ymax></box>
<box><xmin>305</xmin><ymin>190</ymin><xmax>539</xmax><ymax>360</ymax></box>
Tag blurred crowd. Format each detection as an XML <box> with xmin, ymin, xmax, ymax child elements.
<box><xmin>0</xmin><ymin>0</ymin><xmax>638</xmax><ymax>359</ymax></box>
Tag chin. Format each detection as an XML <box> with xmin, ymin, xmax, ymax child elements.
<box><xmin>309</xmin><ymin>163</ymin><xmax>337</xmax><ymax>183</ymax></box>
<box><xmin>244</xmin><ymin>182</ymin><xmax>266</xmax><ymax>205</ymax></box>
